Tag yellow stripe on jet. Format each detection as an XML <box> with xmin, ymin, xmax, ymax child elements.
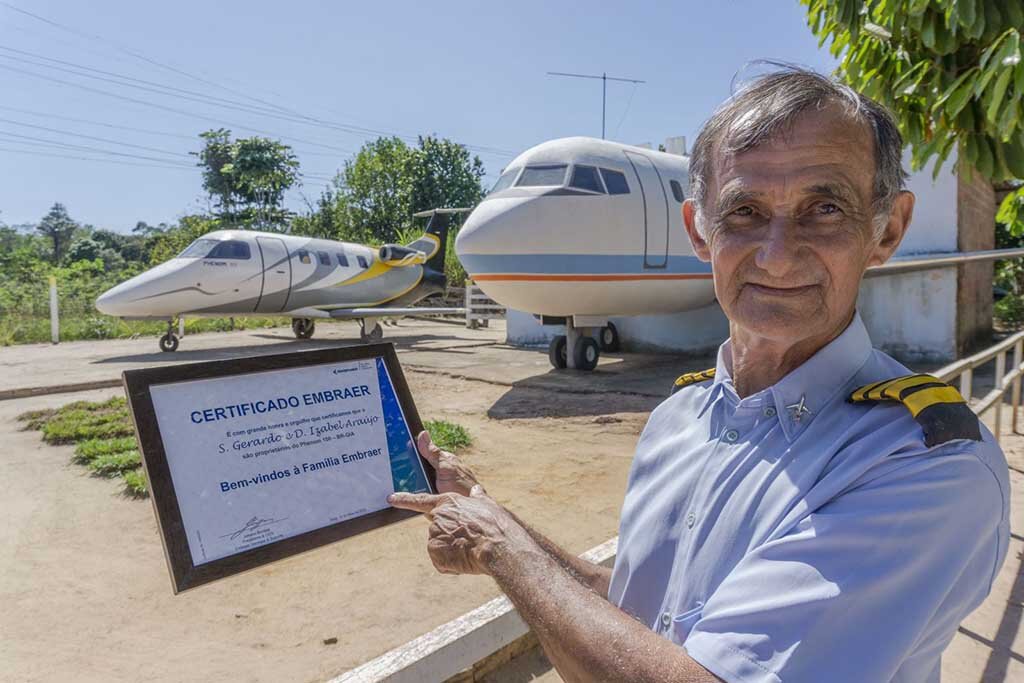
<box><xmin>333</xmin><ymin>258</ymin><xmax>393</xmax><ymax>288</ymax></box>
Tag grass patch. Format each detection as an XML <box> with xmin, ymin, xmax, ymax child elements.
<box><xmin>424</xmin><ymin>419</ymin><xmax>472</xmax><ymax>451</ymax></box>
<box><xmin>88</xmin><ymin>450</ymin><xmax>141</xmax><ymax>476</ymax></box>
<box><xmin>20</xmin><ymin>396</ymin><xmax>143</xmax><ymax>496</ymax></box>
<box><xmin>74</xmin><ymin>437</ymin><xmax>138</xmax><ymax>463</ymax></box>
<box><xmin>123</xmin><ymin>469</ymin><xmax>148</xmax><ymax>498</ymax></box>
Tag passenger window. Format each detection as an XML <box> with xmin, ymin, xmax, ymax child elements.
<box><xmin>298</xmin><ymin>249</ymin><xmax>311</xmax><ymax>264</ymax></box>
<box><xmin>600</xmin><ymin>169</ymin><xmax>630</xmax><ymax>195</ymax></box>
<box><xmin>337</xmin><ymin>252</ymin><xmax>349</xmax><ymax>267</ymax></box>
<box><xmin>516</xmin><ymin>164</ymin><xmax>568</xmax><ymax>187</ymax></box>
<box><xmin>670</xmin><ymin>179</ymin><xmax>686</xmax><ymax>202</ymax></box>
<box><xmin>317</xmin><ymin>251</ymin><xmax>330</xmax><ymax>266</ymax></box>
<box><xmin>205</xmin><ymin>240</ymin><xmax>251</xmax><ymax>259</ymax></box>
<box><xmin>357</xmin><ymin>255</ymin><xmax>369</xmax><ymax>268</ymax></box>
<box><xmin>570</xmin><ymin>165</ymin><xmax>604</xmax><ymax>193</ymax></box>
<box><xmin>490</xmin><ymin>168</ymin><xmax>520</xmax><ymax>194</ymax></box>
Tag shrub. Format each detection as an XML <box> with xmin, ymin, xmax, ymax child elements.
<box><xmin>424</xmin><ymin>419</ymin><xmax>472</xmax><ymax>451</ymax></box>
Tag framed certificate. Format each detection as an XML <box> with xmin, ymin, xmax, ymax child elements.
<box><xmin>122</xmin><ymin>343</ymin><xmax>436</xmax><ymax>593</ymax></box>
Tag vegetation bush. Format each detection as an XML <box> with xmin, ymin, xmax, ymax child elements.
<box><xmin>424</xmin><ymin>419</ymin><xmax>472</xmax><ymax>451</ymax></box>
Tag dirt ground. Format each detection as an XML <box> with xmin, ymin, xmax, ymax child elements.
<box><xmin>0</xmin><ymin>325</ymin><xmax>667</xmax><ymax>683</ymax></box>
<box><xmin>3</xmin><ymin>321</ymin><xmax>1022</xmax><ymax>683</ymax></box>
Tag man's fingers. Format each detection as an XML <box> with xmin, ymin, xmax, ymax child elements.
<box><xmin>416</xmin><ymin>430</ymin><xmax>441</xmax><ymax>467</ymax></box>
<box><xmin>388</xmin><ymin>491</ymin><xmax>445</xmax><ymax>513</ymax></box>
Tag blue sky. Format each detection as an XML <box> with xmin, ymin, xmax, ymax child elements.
<box><xmin>0</xmin><ymin>1</ymin><xmax>837</xmax><ymax>232</ymax></box>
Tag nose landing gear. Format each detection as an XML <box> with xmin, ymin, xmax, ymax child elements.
<box><xmin>159</xmin><ymin>319</ymin><xmax>179</xmax><ymax>353</ymax></box>
<box><xmin>359</xmin><ymin>319</ymin><xmax>383</xmax><ymax>344</ymax></box>
<box><xmin>292</xmin><ymin>318</ymin><xmax>316</xmax><ymax>339</ymax></box>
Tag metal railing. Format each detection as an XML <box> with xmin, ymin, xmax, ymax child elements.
<box><xmin>934</xmin><ymin>331</ymin><xmax>1024</xmax><ymax>444</ymax></box>
<box><xmin>464</xmin><ymin>282</ymin><xmax>505</xmax><ymax>329</ymax></box>
<box><xmin>866</xmin><ymin>247</ymin><xmax>1024</xmax><ymax>277</ymax></box>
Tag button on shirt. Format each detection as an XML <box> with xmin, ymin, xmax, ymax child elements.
<box><xmin>608</xmin><ymin>313</ymin><xmax>1011</xmax><ymax>683</ymax></box>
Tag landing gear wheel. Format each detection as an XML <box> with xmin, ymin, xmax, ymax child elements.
<box><xmin>548</xmin><ymin>335</ymin><xmax>567</xmax><ymax>369</ymax></box>
<box><xmin>573</xmin><ymin>337</ymin><xmax>600</xmax><ymax>371</ymax></box>
<box><xmin>292</xmin><ymin>318</ymin><xmax>315</xmax><ymax>339</ymax></box>
<box><xmin>159</xmin><ymin>333</ymin><xmax>179</xmax><ymax>353</ymax></box>
<box><xmin>360</xmin><ymin>322</ymin><xmax>383</xmax><ymax>344</ymax></box>
<box><xmin>599</xmin><ymin>322</ymin><xmax>620</xmax><ymax>352</ymax></box>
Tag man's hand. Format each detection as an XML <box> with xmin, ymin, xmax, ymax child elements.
<box><xmin>415</xmin><ymin>430</ymin><xmax>482</xmax><ymax>496</ymax></box>
<box><xmin>388</xmin><ymin>485</ymin><xmax>537</xmax><ymax>575</ymax></box>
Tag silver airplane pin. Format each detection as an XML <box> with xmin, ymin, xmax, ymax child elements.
<box><xmin>787</xmin><ymin>396</ymin><xmax>811</xmax><ymax>422</ymax></box>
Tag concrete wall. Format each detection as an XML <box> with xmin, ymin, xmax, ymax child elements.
<box><xmin>506</xmin><ymin>151</ymin><xmax>966</xmax><ymax>363</ymax></box>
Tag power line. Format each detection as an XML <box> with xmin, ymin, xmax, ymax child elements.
<box><xmin>0</xmin><ymin>130</ymin><xmax>195</xmax><ymax>165</ymax></box>
<box><xmin>0</xmin><ymin>105</ymin><xmax>352</xmax><ymax>159</ymax></box>
<box><xmin>0</xmin><ymin>144</ymin><xmax>195</xmax><ymax>170</ymax></box>
<box><xmin>0</xmin><ymin>62</ymin><xmax>356</xmax><ymax>155</ymax></box>
<box><xmin>0</xmin><ymin>1</ymin><xmax>302</xmax><ymax>117</ymax></box>
<box><xmin>0</xmin><ymin>116</ymin><xmax>192</xmax><ymax>158</ymax></box>
<box><xmin>0</xmin><ymin>6</ymin><xmax>516</xmax><ymax>156</ymax></box>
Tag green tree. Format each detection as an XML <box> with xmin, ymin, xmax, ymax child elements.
<box><xmin>194</xmin><ymin>129</ymin><xmax>300</xmax><ymax>229</ymax></box>
<box><xmin>803</xmin><ymin>0</ymin><xmax>1024</xmax><ymax>230</ymax></box>
<box><xmin>36</xmin><ymin>202</ymin><xmax>78</xmax><ymax>264</ymax></box>
<box><xmin>301</xmin><ymin>135</ymin><xmax>486</xmax><ymax>245</ymax></box>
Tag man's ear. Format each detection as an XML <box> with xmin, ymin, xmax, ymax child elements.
<box><xmin>867</xmin><ymin>191</ymin><xmax>915</xmax><ymax>267</ymax></box>
<box><xmin>683</xmin><ymin>199</ymin><xmax>711</xmax><ymax>262</ymax></box>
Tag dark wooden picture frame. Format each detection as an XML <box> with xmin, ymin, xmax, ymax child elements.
<box><xmin>122</xmin><ymin>343</ymin><xmax>435</xmax><ymax>594</ymax></box>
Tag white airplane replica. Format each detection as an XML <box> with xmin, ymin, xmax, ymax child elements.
<box><xmin>96</xmin><ymin>210</ymin><xmax>460</xmax><ymax>352</ymax></box>
<box><xmin>455</xmin><ymin>136</ymin><xmax>712</xmax><ymax>371</ymax></box>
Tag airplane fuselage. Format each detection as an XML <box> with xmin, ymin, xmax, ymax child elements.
<box><xmin>96</xmin><ymin>230</ymin><xmax>443</xmax><ymax>319</ymax></box>
<box><xmin>455</xmin><ymin>137</ymin><xmax>715</xmax><ymax>317</ymax></box>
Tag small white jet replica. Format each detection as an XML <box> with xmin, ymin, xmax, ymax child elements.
<box><xmin>455</xmin><ymin>136</ymin><xmax>712</xmax><ymax>371</ymax></box>
<box><xmin>96</xmin><ymin>210</ymin><xmax>460</xmax><ymax>352</ymax></box>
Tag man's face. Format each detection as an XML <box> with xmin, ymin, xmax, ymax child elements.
<box><xmin>684</xmin><ymin>106</ymin><xmax>911</xmax><ymax>345</ymax></box>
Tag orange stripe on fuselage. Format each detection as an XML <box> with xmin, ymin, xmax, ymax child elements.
<box><xmin>472</xmin><ymin>273</ymin><xmax>713</xmax><ymax>282</ymax></box>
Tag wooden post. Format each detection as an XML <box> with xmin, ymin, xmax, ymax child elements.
<box><xmin>48</xmin><ymin>276</ymin><xmax>59</xmax><ymax>344</ymax></box>
<box><xmin>959</xmin><ymin>367</ymin><xmax>973</xmax><ymax>405</ymax></box>
<box><xmin>178</xmin><ymin>317</ymin><xmax>185</xmax><ymax>337</ymax></box>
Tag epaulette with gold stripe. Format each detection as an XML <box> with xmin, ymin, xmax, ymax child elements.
<box><xmin>849</xmin><ymin>373</ymin><xmax>981</xmax><ymax>447</ymax></box>
<box><xmin>671</xmin><ymin>368</ymin><xmax>716</xmax><ymax>395</ymax></box>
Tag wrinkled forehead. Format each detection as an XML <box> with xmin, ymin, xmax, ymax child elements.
<box><xmin>710</xmin><ymin>106</ymin><xmax>876</xmax><ymax>202</ymax></box>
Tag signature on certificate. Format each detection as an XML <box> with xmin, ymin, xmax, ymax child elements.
<box><xmin>221</xmin><ymin>515</ymin><xmax>288</xmax><ymax>540</ymax></box>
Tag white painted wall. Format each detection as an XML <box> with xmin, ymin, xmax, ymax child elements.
<box><xmin>506</xmin><ymin>150</ymin><xmax>962</xmax><ymax>363</ymax></box>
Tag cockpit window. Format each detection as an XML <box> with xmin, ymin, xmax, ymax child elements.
<box><xmin>178</xmin><ymin>238</ymin><xmax>219</xmax><ymax>258</ymax></box>
<box><xmin>516</xmin><ymin>164</ymin><xmax>568</xmax><ymax>187</ymax></box>
<box><xmin>570</xmin><ymin>165</ymin><xmax>604</xmax><ymax>193</ymax></box>
<box><xmin>490</xmin><ymin>168</ymin><xmax>520</xmax><ymax>194</ymax></box>
<box><xmin>179</xmin><ymin>238</ymin><xmax>251</xmax><ymax>259</ymax></box>
<box><xmin>600</xmin><ymin>168</ymin><xmax>630</xmax><ymax>195</ymax></box>
<box><xmin>206</xmin><ymin>240</ymin><xmax>251</xmax><ymax>260</ymax></box>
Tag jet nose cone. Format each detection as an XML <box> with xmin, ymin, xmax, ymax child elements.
<box><xmin>95</xmin><ymin>284</ymin><xmax>129</xmax><ymax>316</ymax></box>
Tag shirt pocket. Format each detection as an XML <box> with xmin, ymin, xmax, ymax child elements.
<box><xmin>670</xmin><ymin>603</ymin><xmax>704</xmax><ymax>644</ymax></box>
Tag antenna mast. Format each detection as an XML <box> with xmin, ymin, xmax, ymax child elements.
<box><xmin>546</xmin><ymin>71</ymin><xmax>646</xmax><ymax>139</ymax></box>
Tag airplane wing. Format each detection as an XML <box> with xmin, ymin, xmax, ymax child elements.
<box><xmin>325</xmin><ymin>307</ymin><xmax>465</xmax><ymax>319</ymax></box>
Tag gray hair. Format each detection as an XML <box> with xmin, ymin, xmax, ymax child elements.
<box><xmin>689</xmin><ymin>66</ymin><xmax>908</xmax><ymax>238</ymax></box>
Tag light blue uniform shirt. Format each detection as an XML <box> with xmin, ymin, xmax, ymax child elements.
<box><xmin>609</xmin><ymin>314</ymin><xmax>1010</xmax><ymax>683</ymax></box>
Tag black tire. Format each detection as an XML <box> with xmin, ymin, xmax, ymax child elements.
<box><xmin>292</xmin><ymin>318</ymin><xmax>315</xmax><ymax>339</ymax></box>
<box><xmin>360</xmin><ymin>322</ymin><xmax>383</xmax><ymax>344</ymax></box>
<box><xmin>573</xmin><ymin>336</ymin><xmax>600</xmax><ymax>371</ymax></box>
<box><xmin>549</xmin><ymin>335</ymin><xmax>567</xmax><ymax>369</ymax></box>
<box><xmin>159</xmin><ymin>333</ymin><xmax>179</xmax><ymax>352</ymax></box>
<box><xmin>599</xmin><ymin>322</ymin><xmax>621</xmax><ymax>352</ymax></box>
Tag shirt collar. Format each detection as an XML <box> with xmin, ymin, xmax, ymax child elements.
<box><xmin>699</xmin><ymin>312</ymin><xmax>874</xmax><ymax>440</ymax></box>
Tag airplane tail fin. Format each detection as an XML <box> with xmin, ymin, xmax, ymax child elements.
<box><xmin>406</xmin><ymin>208</ymin><xmax>470</xmax><ymax>280</ymax></box>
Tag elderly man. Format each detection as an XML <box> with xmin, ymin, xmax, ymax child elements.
<box><xmin>390</xmin><ymin>69</ymin><xmax>1011</xmax><ymax>682</ymax></box>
